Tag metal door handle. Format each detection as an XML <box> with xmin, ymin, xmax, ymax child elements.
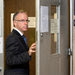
<box><xmin>0</xmin><ymin>67</ymin><xmax>2</xmax><ymax>72</ymax></box>
<box><xmin>0</xmin><ymin>69</ymin><xmax>1</xmax><ymax>72</ymax></box>
<box><xmin>40</xmin><ymin>33</ymin><xmax>43</xmax><ymax>37</ymax></box>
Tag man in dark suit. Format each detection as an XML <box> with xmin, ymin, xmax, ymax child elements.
<box><xmin>4</xmin><ymin>10</ymin><xmax>36</xmax><ymax>75</ymax></box>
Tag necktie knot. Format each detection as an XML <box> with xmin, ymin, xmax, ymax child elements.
<box><xmin>22</xmin><ymin>35</ymin><xmax>27</xmax><ymax>44</ymax></box>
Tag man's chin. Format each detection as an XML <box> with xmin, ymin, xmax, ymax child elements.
<box><xmin>24</xmin><ymin>29</ymin><xmax>28</xmax><ymax>31</ymax></box>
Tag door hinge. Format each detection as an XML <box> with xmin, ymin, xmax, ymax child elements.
<box><xmin>68</xmin><ymin>48</ymin><xmax>72</xmax><ymax>55</ymax></box>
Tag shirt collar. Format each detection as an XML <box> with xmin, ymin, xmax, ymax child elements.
<box><xmin>14</xmin><ymin>27</ymin><xmax>23</xmax><ymax>36</ymax></box>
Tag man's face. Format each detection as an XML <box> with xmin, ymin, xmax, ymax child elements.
<box><xmin>14</xmin><ymin>13</ymin><xmax>28</xmax><ymax>33</ymax></box>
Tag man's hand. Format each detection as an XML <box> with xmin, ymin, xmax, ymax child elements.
<box><xmin>28</xmin><ymin>43</ymin><xmax>36</xmax><ymax>56</ymax></box>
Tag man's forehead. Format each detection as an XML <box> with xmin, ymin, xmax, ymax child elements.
<box><xmin>15</xmin><ymin>13</ymin><xmax>28</xmax><ymax>19</ymax></box>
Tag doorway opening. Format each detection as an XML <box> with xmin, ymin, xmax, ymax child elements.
<box><xmin>4</xmin><ymin>0</ymin><xmax>36</xmax><ymax>75</ymax></box>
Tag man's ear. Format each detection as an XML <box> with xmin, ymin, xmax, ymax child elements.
<box><xmin>13</xmin><ymin>20</ymin><xmax>17</xmax><ymax>27</ymax></box>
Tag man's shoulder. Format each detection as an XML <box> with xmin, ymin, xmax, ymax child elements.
<box><xmin>6</xmin><ymin>29</ymin><xmax>20</xmax><ymax>39</ymax></box>
<box><xmin>6</xmin><ymin>32</ymin><xmax>17</xmax><ymax>42</ymax></box>
<box><xmin>6</xmin><ymin>29</ymin><xmax>22</xmax><ymax>44</ymax></box>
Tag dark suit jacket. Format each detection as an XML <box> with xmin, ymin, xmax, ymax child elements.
<box><xmin>4</xmin><ymin>29</ymin><xmax>31</xmax><ymax>75</ymax></box>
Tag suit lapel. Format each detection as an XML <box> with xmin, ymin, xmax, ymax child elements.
<box><xmin>12</xmin><ymin>29</ymin><xmax>29</xmax><ymax>51</ymax></box>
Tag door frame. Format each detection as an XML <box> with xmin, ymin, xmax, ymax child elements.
<box><xmin>70</xmin><ymin>0</ymin><xmax>73</xmax><ymax>75</ymax></box>
<box><xmin>0</xmin><ymin>0</ymin><xmax>4</xmax><ymax>75</ymax></box>
<box><xmin>36</xmin><ymin>0</ymin><xmax>40</xmax><ymax>75</ymax></box>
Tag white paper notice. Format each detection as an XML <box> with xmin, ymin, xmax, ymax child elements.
<box><xmin>40</xmin><ymin>6</ymin><xmax>49</xmax><ymax>32</ymax></box>
<box><xmin>0</xmin><ymin>37</ymin><xmax>3</xmax><ymax>53</ymax></box>
<box><xmin>28</xmin><ymin>17</ymin><xmax>36</xmax><ymax>28</ymax></box>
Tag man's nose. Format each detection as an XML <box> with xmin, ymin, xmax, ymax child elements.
<box><xmin>24</xmin><ymin>21</ymin><xmax>28</xmax><ymax>24</ymax></box>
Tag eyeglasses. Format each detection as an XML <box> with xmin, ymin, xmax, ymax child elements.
<box><xmin>15</xmin><ymin>19</ymin><xmax>30</xmax><ymax>22</ymax></box>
